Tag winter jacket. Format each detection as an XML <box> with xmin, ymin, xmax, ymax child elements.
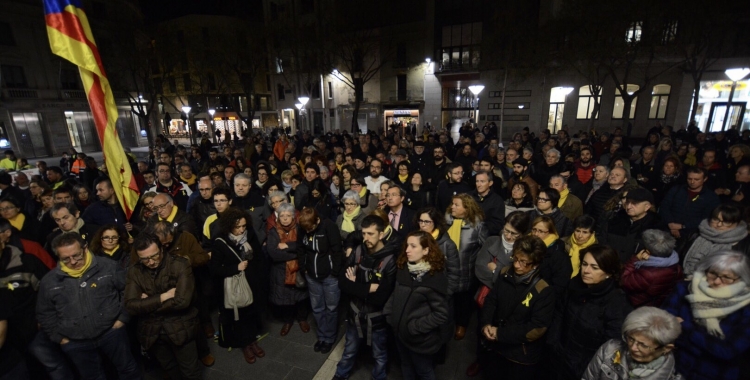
<box><xmin>600</xmin><ymin>210</ymin><xmax>660</xmax><ymax>263</ymax></box>
<box><xmin>548</xmin><ymin>277</ymin><xmax>632</xmax><ymax>380</ymax></box>
<box><xmin>445</xmin><ymin>214</ymin><xmax>487</xmax><ymax>293</ymax></box>
<box><xmin>658</xmin><ymin>185</ymin><xmax>720</xmax><ymax>238</ymax></box>
<box><xmin>36</xmin><ymin>255</ymin><xmax>130</xmax><ymax>344</ymax></box>
<box><xmin>480</xmin><ymin>267</ymin><xmax>555</xmax><ymax>364</ymax></box>
<box><xmin>81</xmin><ymin>200</ymin><xmax>129</xmax><ymax>230</ymax></box>
<box><xmin>620</xmin><ymin>254</ymin><xmax>682</xmax><ymax>308</ymax></box>
<box><xmin>436</xmin><ymin>180</ymin><xmax>471</xmax><ymax>212</ymax></box>
<box><xmin>209</xmin><ymin>232</ymin><xmax>264</xmax><ymax>307</ymax></box>
<box><xmin>471</xmin><ymin>190</ymin><xmax>505</xmax><ymax>236</ymax></box>
<box><xmin>0</xmin><ymin>246</ymin><xmax>48</xmax><ymax>351</ymax></box>
<box><xmin>558</xmin><ymin>193</ymin><xmax>583</xmax><ymax>222</ymax></box>
<box><xmin>385</xmin><ymin>266</ymin><xmax>449</xmax><ymax>355</ymax></box>
<box><xmin>433</xmin><ymin>231</ymin><xmax>460</xmax><ymax>295</ymax></box>
<box><xmin>526</xmin><ymin>208</ymin><xmax>573</xmax><ymax>238</ymax></box>
<box><xmin>189</xmin><ymin>196</ymin><xmax>216</xmax><ymax>230</ymax></box>
<box><xmin>508</xmin><ymin>174</ymin><xmax>540</xmax><ymax>203</ymax></box>
<box><xmin>663</xmin><ymin>281</ymin><xmax>750</xmax><ymax>380</ymax></box>
<box><xmin>146</xmin><ymin>207</ymin><xmax>199</xmax><ymax>238</ymax></box>
<box><xmin>335</xmin><ymin>210</ymin><xmax>366</xmax><ymax>240</ymax></box>
<box><xmin>267</xmin><ymin>226</ymin><xmax>309</xmax><ymax>306</ymax></box>
<box><xmin>539</xmin><ymin>239</ymin><xmax>573</xmax><ymax>296</ymax></box>
<box><xmin>149</xmin><ymin>180</ymin><xmax>192</xmax><ymax>211</ymax></box>
<box><xmin>124</xmin><ymin>254</ymin><xmax>198</xmax><ymax>349</ymax></box>
<box><xmin>582</xmin><ymin>339</ymin><xmax>682</xmax><ymax>380</ymax></box>
<box><xmin>165</xmin><ymin>230</ymin><xmax>210</xmax><ymax>268</ymax></box>
<box><xmin>475</xmin><ymin>236</ymin><xmax>511</xmax><ymax>288</ymax></box>
<box><xmin>231</xmin><ymin>191</ymin><xmax>270</xmax><ymax>244</ymax></box>
<box><xmin>298</xmin><ymin>218</ymin><xmax>343</xmax><ymax>280</ymax></box>
<box><xmin>585</xmin><ymin>184</ymin><xmax>621</xmax><ymax>221</ymax></box>
<box><xmin>44</xmin><ymin>222</ymin><xmax>100</xmax><ymax>253</ymax></box>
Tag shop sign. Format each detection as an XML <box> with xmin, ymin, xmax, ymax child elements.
<box><xmin>393</xmin><ymin>110</ymin><xmax>412</xmax><ymax>115</ymax></box>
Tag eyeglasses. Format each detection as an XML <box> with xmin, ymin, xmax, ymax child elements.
<box><xmin>101</xmin><ymin>236</ymin><xmax>119</xmax><ymax>242</ymax></box>
<box><xmin>706</xmin><ymin>270</ymin><xmax>740</xmax><ymax>284</ymax></box>
<box><xmin>139</xmin><ymin>251</ymin><xmax>162</xmax><ymax>263</ymax></box>
<box><xmin>710</xmin><ymin>217</ymin><xmax>732</xmax><ymax>226</ymax></box>
<box><xmin>503</xmin><ymin>228</ymin><xmax>521</xmax><ymax>237</ymax></box>
<box><xmin>344</xmin><ymin>202</ymin><xmax>358</xmax><ymax>207</ymax></box>
<box><xmin>61</xmin><ymin>251</ymin><xmax>85</xmax><ymax>264</ymax></box>
<box><xmin>417</xmin><ymin>219</ymin><xmax>433</xmax><ymax>225</ymax></box>
<box><xmin>0</xmin><ymin>207</ymin><xmax>17</xmax><ymax>212</ymax></box>
<box><xmin>152</xmin><ymin>202</ymin><xmax>171</xmax><ymax>211</ymax></box>
<box><xmin>531</xmin><ymin>228</ymin><xmax>549</xmax><ymax>235</ymax></box>
<box><xmin>625</xmin><ymin>335</ymin><xmax>660</xmax><ymax>352</ymax></box>
<box><xmin>350</xmin><ymin>183</ymin><xmax>362</xmax><ymax>187</ymax></box>
<box><xmin>510</xmin><ymin>256</ymin><xmax>532</xmax><ymax>267</ymax></box>
<box><xmin>258</xmin><ymin>172</ymin><xmax>268</xmax><ymax>177</ymax></box>
<box><xmin>537</xmin><ymin>197</ymin><xmax>550</xmax><ymax>203</ymax></box>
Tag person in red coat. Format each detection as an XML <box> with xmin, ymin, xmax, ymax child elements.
<box><xmin>621</xmin><ymin>229</ymin><xmax>683</xmax><ymax>308</ymax></box>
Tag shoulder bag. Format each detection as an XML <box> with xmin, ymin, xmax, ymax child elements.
<box><xmin>217</xmin><ymin>238</ymin><xmax>253</xmax><ymax>321</ymax></box>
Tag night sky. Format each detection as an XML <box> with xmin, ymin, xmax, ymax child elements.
<box><xmin>138</xmin><ymin>0</ymin><xmax>264</xmax><ymax>24</ymax></box>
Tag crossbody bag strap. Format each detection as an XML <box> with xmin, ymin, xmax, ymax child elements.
<box><xmin>500</xmin><ymin>276</ymin><xmax>542</xmax><ymax>321</ymax></box>
<box><xmin>216</xmin><ymin>238</ymin><xmax>243</xmax><ymax>262</ymax></box>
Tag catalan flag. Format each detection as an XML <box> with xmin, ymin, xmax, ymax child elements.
<box><xmin>43</xmin><ymin>0</ymin><xmax>140</xmax><ymax>218</ymax></box>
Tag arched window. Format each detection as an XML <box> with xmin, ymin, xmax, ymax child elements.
<box><xmin>577</xmin><ymin>85</ymin><xmax>601</xmax><ymax>120</ymax></box>
<box><xmin>649</xmin><ymin>84</ymin><xmax>671</xmax><ymax>119</ymax></box>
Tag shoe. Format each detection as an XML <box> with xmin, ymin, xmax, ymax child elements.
<box><xmin>314</xmin><ymin>341</ymin><xmax>322</xmax><ymax>352</ymax></box>
<box><xmin>319</xmin><ymin>342</ymin><xmax>333</xmax><ymax>354</ymax></box>
<box><xmin>203</xmin><ymin>324</ymin><xmax>215</xmax><ymax>339</ymax></box>
<box><xmin>280</xmin><ymin>323</ymin><xmax>293</xmax><ymax>336</ymax></box>
<box><xmin>466</xmin><ymin>361</ymin><xmax>480</xmax><ymax>377</ymax></box>
<box><xmin>250</xmin><ymin>342</ymin><xmax>265</xmax><ymax>358</ymax></box>
<box><xmin>242</xmin><ymin>345</ymin><xmax>256</xmax><ymax>364</ymax></box>
<box><xmin>298</xmin><ymin>320</ymin><xmax>311</xmax><ymax>333</ymax></box>
<box><xmin>454</xmin><ymin>326</ymin><xmax>466</xmax><ymax>340</ymax></box>
<box><xmin>200</xmin><ymin>354</ymin><xmax>215</xmax><ymax>367</ymax></box>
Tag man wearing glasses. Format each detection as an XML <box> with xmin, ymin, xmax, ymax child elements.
<box><xmin>45</xmin><ymin>203</ymin><xmax>99</xmax><ymax>253</ymax></box>
<box><xmin>36</xmin><ymin>233</ymin><xmax>139</xmax><ymax>380</ymax></box>
<box><xmin>188</xmin><ymin>177</ymin><xmax>216</xmax><ymax>230</ymax></box>
<box><xmin>149</xmin><ymin>162</ymin><xmax>193</xmax><ymax>211</ymax></box>
<box><xmin>147</xmin><ymin>193</ymin><xmax>198</xmax><ymax>237</ymax></box>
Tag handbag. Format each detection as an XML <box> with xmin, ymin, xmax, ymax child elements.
<box><xmin>475</xmin><ymin>257</ymin><xmax>498</xmax><ymax>308</ymax></box>
<box><xmin>285</xmin><ymin>260</ymin><xmax>299</xmax><ymax>285</ymax></box>
<box><xmin>217</xmin><ymin>238</ymin><xmax>253</xmax><ymax>321</ymax></box>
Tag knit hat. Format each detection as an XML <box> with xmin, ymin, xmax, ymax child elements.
<box><xmin>512</xmin><ymin>158</ymin><xmax>529</xmax><ymax>167</ymax></box>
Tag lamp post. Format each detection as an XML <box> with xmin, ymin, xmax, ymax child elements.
<box><xmin>298</xmin><ymin>96</ymin><xmax>310</xmax><ymax>132</ymax></box>
<box><xmin>208</xmin><ymin>108</ymin><xmax>216</xmax><ymax>144</ymax></box>
<box><xmin>295</xmin><ymin>103</ymin><xmax>304</xmax><ymax>132</ymax></box>
<box><xmin>468</xmin><ymin>85</ymin><xmax>485</xmax><ymax>129</ymax></box>
<box><xmin>722</xmin><ymin>68</ymin><xmax>750</xmax><ymax>131</ymax></box>
<box><xmin>181</xmin><ymin>105</ymin><xmax>192</xmax><ymax>145</ymax></box>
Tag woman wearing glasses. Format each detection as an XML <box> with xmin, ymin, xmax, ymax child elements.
<box><xmin>416</xmin><ymin>207</ymin><xmax>460</xmax><ymax>296</ymax></box>
<box><xmin>582</xmin><ymin>307</ymin><xmax>682</xmax><ymax>380</ymax></box>
<box><xmin>530</xmin><ymin>215</ymin><xmax>572</xmax><ymax>295</ymax></box>
<box><xmin>663</xmin><ymin>251</ymin><xmax>750</xmax><ymax>380</ymax></box>
<box><xmin>681</xmin><ymin>203</ymin><xmax>750</xmax><ymax>278</ymax></box>
<box><xmin>336</xmin><ymin>190</ymin><xmax>365</xmax><ymax>240</ymax></box>
<box><xmin>349</xmin><ymin>176</ymin><xmax>378</xmax><ymax>216</ymax></box>
<box><xmin>547</xmin><ymin>245</ymin><xmax>631</xmax><ymax>380</ymax></box>
<box><xmin>89</xmin><ymin>224</ymin><xmax>131</xmax><ymax>270</ymax></box>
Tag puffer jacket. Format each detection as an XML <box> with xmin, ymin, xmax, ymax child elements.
<box><xmin>435</xmin><ymin>231</ymin><xmax>460</xmax><ymax>295</ymax></box>
<box><xmin>298</xmin><ymin>218</ymin><xmax>343</xmax><ymax>280</ymax></box>
<box><xmin>475</xmin><ymin>236</ymin><xmax>510</xmax><ymax>288</ymax></box>
<box><xmin>480</xmin><ymin>267</ymin><xmax>555</xmax><ymax>364</ymax></box>
<box><xmin>36</xmin><ymin>255</ymin><xmax>129</xmax><ymax>344</ymax></box>
<box><xmin>620</xmin><ymin>254</ymin><xmax>683</xmax><ymax>308</ymax></box>
<box><xmin>445</xmin><ymin>214</ymin><xmax>487</xmax><ymax>293</ymax></box>
<box><xmin>146</xmin><ymin>207</ymin><xmax>199</xmax><ymax>238</ymax></box>
<box><xmin>385</xmin><ymin>265</ymin><xmax>449</xmax><ymax>355</ymax></box>
<box><xmin>124</xmin><ymin>254</ymin><xmax>198</xmax><ymax>349</ymax></box>
<box><xmin>582</xmin><ymin>339</ymin><xmax>682</xmax><ymax>380</ymax></box>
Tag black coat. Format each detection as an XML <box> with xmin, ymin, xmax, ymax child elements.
<box><xmin>472</xmin><ymin>190</ymin><xmax>505</xmax><ymax>237</ymax></box>
<box><xmin>436</xmin><ymin>180</ymin><xmax>471</xmax><ymax>212</ymax></box>
<box><xmin>584</xmin><ymin>184</ymin><xmax>620</xmax><ymax>221</ymax></box>
<box><xmin>538</xmin><ymin>239</ymin><xmax>572</xmax><ymax>297</ymax></box>
<box><xmin>298</xmin><ymin>219</ymin><xmax>343</xmax><ymax>280</ymax></box>
<box><xmin>600</xmin><ymin>210</ymin><xmax>659</xmax><ymax>263</ymax></box>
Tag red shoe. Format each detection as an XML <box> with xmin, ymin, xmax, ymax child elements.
<box><xmin>242</xmin><ymin>346</ymin><xmax>256</xmax><ymax>364</ymax></box>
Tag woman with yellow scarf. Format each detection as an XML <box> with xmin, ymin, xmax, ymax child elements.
<box><xmin>530</xmin><ymin>215</ymin><xmax>573</xmax><ymax>296</ymax></box>
<box><xmin>89</xmin><ymin>225</ymin><xmax>131</xmax><ymax>270</ymax></box>
<box><xmin>561</xmin><ymin>215</ymin><xmax>598</xmax><ymax>278</ymax></box>
<box><xmin>335</xmin><ymin>190</ymin><xmax>364</xmax><ymax>240</ymax></box>
<box><xmin>0</xmin><ymin>198</ymin><xmax>40</xmax><ymax>243</ymax></box>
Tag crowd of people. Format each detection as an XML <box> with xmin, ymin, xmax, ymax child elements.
<box><xmin>2</xmin><ymin>122</ymin><xmax>750</xmax><ymax>380</ymax></box>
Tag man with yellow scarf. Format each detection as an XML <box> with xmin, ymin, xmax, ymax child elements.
<box><xmin>36</xmin><ymin>233</ymin><xmax>139</xmax><ymax>380</ymax></box>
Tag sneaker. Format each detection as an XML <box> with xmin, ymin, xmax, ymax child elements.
<box><xmin>314</xmin><ymin>341</ymin><xmax>322</xmax><ymax>352</ymax></box>
<box><xmin>320</xmin><ymin>342</ymin><xmax>333</xmax><ymax>354</ymax></box>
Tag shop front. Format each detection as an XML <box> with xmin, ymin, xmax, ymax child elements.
<box><xmin>384</xmin><ymin>109</ymin><xmax>420</xmax><ymax>137</ymax></box>
<box><xmin>694</xmin><ymin>79</ymin><xmax>750</xmax><ymax>132</ymax></box>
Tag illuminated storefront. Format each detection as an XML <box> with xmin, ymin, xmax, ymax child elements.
<box><xmin>694</xmin><ymin>79</ymin><xmax>750</xmax><ymax>132</ymax></box>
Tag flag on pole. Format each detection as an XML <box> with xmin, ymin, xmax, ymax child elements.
<box><xmin>43</xmin><ymin>0</ymin><xmax>140</xmax><ymax>219</ymax></box>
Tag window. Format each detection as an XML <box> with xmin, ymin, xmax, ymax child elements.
<box><xmin>207</xmin><ymin>73</ymin><xmax>216</xmax><ymax>91</ymax></box>
<box><xmin>397</xmin><ymin>75</ymin><xmax>407</xmax><ymax>100</ymax></box>
<box><xmin>548</xmin><ymin>87</ymin><xmax>573</xmax><ymax>133</ymax></box>
<box><xmin>182</xmin><ymin>74</ymin><xmax>191</xmax><ymax>91</ymax></box>
<box><xmin>328</xmin><ymin>82</ymin><xmax>333</xmax><ymax>99</ymax></box>
<box><xmin>626</xmin><ymin>22</ymin><xmax>643</xmax><ymax>44</ymax></box>
<box><xmin>438</xmin><ymin>22</ymin><xmax>482</xmax><ymax>71</ymax></box>
<box><xmin>168</xmin><ymin>77</ymin><xmax>176</xmax><ymax>93</ymax></box>
<box><xmin>576</xmin><ymin>85</ymin><xmax>600</xmax><ymax>119</ymax></box>
<box><xmin>0</xmin><ymin>22</ymin><xmax>15</xmax><ymax>46</ymax></box>
<box><xmin>277</xmin><ymin>84</ymin><xmax>285</xmax><ymax>100</ymax></box>
<box><xmin>612</xmin><ymin>84</ymin><xmax>640</xmax><ymax>119</ymax></box>
<box><xmin>312</xmin><ymin>81</ymin><xmax>321</xmax><ymax>99</ymax></box>
<box><xmin>0</xmin><ymin>65</ymin><xmax>27</xmax><ymax>88</ymax></box>
<box><xmin>649</xmin><ymin>84</ymin><xmax>670</xmax><ymax>119</ymax></box>
<box><xmin>396</xmin><ymin>43</ymin><xmax>407</xmax><ymax>67</ymax></box>
<box><xmin>60</xmin><ymin>69</ymin><xmax>80</xmax><ymax>90</ymax></box>
<box><xmin>662</xmin><ymin>21</ymin><xmax>678</xmax><ymax>44</ymax></box>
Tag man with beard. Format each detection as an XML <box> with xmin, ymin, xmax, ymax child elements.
<box><xmin>573</xmin><ymin>147</ymin><xmax>595</xmax><ymax>186</ymax></box>
<box><xmin>427</xmin><ymin>145</ymin><xmax>451</xmax><ymax>185</ymax></box>
<box><xmin>599</xmin><ymin>188</ymin><xmax>659</xmax><ymax>263</ymax></box>
<box><xmin>453</xmin><ymin>143</ymin><xmax>476</xmax><ymax>176</ymax></box>
<box><xmin>631</xmin><ymin>146</ymin><xmax>657</xmax><ymax>187</ymax></box>
<box><xmin>409</xmin><ymin>141</ymin><xmax>430</xmax><ymax>175</ymax></box>
<box><xmin>436</xmin><ymin>163</ymin><xmax>471</xmax><ymax>212</ymax></box>
<box><xmin>507</xmin><ymin>158</ymin><xmax>539</xmax><ymax>202</ymax></box>
<box><xmin>585</xmin><ymin>167</ymin><xmax>628</xmax><ymax>221</ymax></box>
<box><xmin>471</xmin><ymin>171</ymin><xmax>505</xmax><ymax>236</ymax></box>
<box><xmin>659</xmin><ymin>167</ymin><xmax>719</xmax><ymax>240</ymax></box>
<box><xmin>231</xmin><ymin>173</ymin><xmax>270</xmax><ymax>244</ymax></box>
<box><xmin>149</xmin><ymin>163</ymin><xmax>193</xmax><ymax>211</ymax></box>
<box><xmin>365</xmin><ymin>159</ymin><xmax>389</xmax><ymax>197</ymax></box>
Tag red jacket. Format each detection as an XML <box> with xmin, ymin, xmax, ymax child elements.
<box><xmin>620</xmin><ymin>255</ymin><xmax>683</xmax><ymax>308</ymax></box>
<box><xmin>21</xmin><ymin>238</ymin><xmax>55</xmax><ymax>269</ymax></box>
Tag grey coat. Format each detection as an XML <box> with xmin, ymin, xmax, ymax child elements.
<box><xmin>335</xmin><ymin>211</ymin><xmax>365</xmax><ymax>240</ymax></box>
<box><xmin>445</xmin><ymin>214</ymin><xmax>487</xmax><ymax>293</ymax></box>
<box><xmin>582</xmin><ymin>339</ymin><xmax>681</xmax><ymax>380</ymax></box>
<box><xmin>267</xmin><ymin>227</ymin><xmax>309</xmax><ymax>306</ymax></box>
<box><xmin>475</xmin><ymin>236</ymin><xmax>511</xmax><ymax>288</ymax></box>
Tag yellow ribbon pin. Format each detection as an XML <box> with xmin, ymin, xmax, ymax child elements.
<box><xmin>91</xmin><ymin>283</ymin><xmax>97</xmax><ymax>288</ymax></box>
<box><xmin>521</xmin><ymin>293</ymin><xmax>533</xmax><ymax>307</ymax></box>
<box><xmin>6</xmin><ymin>283</ymin><xmax>14</xmax><ymax>291</ymax></box>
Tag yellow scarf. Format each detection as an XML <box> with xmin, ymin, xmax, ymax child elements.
<box><xmin>203</xmin><ymin>214</ymin><xmax>218</xmax><ymax>239</ymax></box>
<box><xmin>431</xmin><ymin>229</ymin><xmax>440</xmax><ymax>240</ymax></box>
<box><xmin>336</xmin><ymin>162</ymin><xmax>344</xmax><ymax>172</ymax></box>
<box><xmin>8</xmin><ymin>213</ymin><xmax>25</xmax><ymax>231</ymax></box>
<box><xmin>341</xmin><ymin>206</ymin><xmax>361</xmax><ymax>233</ymax></box>
<box><xmin>399</xmin><ymin>174</ymin><xmax>409</xmax><ymax>183</ymax></box>
<box><xmin>569</xmin><ymin>234</ymin><xmax>596</xmax><ymax>278</ymax></box>
<box><xmin>159</xmin><ymin>205</ymin><xmax>179</xmax><ymax>223</ymax></box>
<box><xmin>559</xmin><ymin>188</ymin><xmax>570</xmax><ymax>208</ymax></box>
<box><xmin>448</xmin><ymin>218</ymin><xmax>463</xmax><ymax>251</ymax></box>
<box><xmin>180</xmin><ymin>175</ymin><xmax>196</xmax><ymax>186</ymax></box>
<box><xmin>103</xmin><ymin>245</ymin><xmax>120</xmax><ymax>257</ymax></box>
<box><xmin>60</xmin><ymin>250</ymin><xmax>93</xmax><ymax>278</ymax></box>
<box><xmin>542</xmin><ymin>233</ymin><xmax>559</xmax><ymax>247</ymax></box>
<box><xmin>358</xmin><ymin>187</ymin><xmax>367</xmax><ymax>199</ymax></box>
<box><xmin>684</xmin><ymin>154</ymin><xmax>697</xmax><ymax>167</ymax></box>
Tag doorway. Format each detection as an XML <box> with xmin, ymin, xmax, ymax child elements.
<box><xmin>707</xmin><ymin>102</ymin><xmax>746</xmax><ymax>132</ymax></box>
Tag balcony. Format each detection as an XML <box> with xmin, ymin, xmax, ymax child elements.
<box><xmin>4</xmin><ymin>88</ymin><xmax>38</xmax><ymax>98</ymax></box>
<box><xmin>61</xmin><ymin>90</ymin><xmax>86</xmax><ymax>99</ymax></box>
<box><xmin>436</xmin><ymin>61</ymin><xmax>480</xmax><ymax>74</ymax></box>
<box><xmin>387</xmin><ymin>90</ymin><xmax>423</xmax><ymax>102</ymax></box>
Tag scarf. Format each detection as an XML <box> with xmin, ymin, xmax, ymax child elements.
<box><xmin>282</xmin><ymin>181</ymin><xmax>292</xmax><ymax>194</ymax></box>
<box><xmin>103</xmin><ymin>245</ymin><xmax>120</xmax><ymax>257</ymax></box>
<box><xmin>635</xmin><ymin>250</ymin><xmax>679</xmax><ymax>269</ymax></box>
<box><xmin>513</xmin><ymin>266</ymin><xmax>540</xmax><ymax>284</ymax></box>
<box><xmin>448</xmin><ymin>218</ymin><xmax>463</xmax><ymax>251</ymax></box>
<box><xmin>180</xmin><ymin>175</ymin><xmax>196</xmax><ymax>186</ymax></box>
<box><xmin>686</xmin><ymin>271</ymin><xmax>750</xmax><ymax>339</ymax></box>
<box><xmin>229</xmin><ymin>230</ymin><xmax>253</xmax><ymax>260</ymax></box>
<box><xmin>502</xmin><ymin>234</ymin><xmax>515</xmax><ymax>256</ymax></box>
<box><xmin>158</xmin><ymin>206</ymin><xmax>179</xmax><ymax>223</ymax></box>
<box><xmin>627</xmin><ymin>354</ymin><xmax>667</xmax><ymax>378</ymax></box>
<box><xmin>8</xmin><ymin>213</ymin><xmax>25</xmax><ymax>231</ymax></box>
<box><xmin>399</xmin><ymin>174</ymin><xmax>409</xmax><ymax>183</ymax></box>
<box><xmin>431</xmin><ymin>229</ymin><xmax>440</xmax><ymax>240</ymax></box>
<box><xmin>60</xmin><ymin>250</ymin><xmax>93</xmax><ymax>278</ymax></box>
<box><xmin>569</xmin><ymin>234</ymin><xmax>596</xmax><ymax>278</ymax></box>
<box><xmin>341</xmin><ymin>206</ymin><xmax>361</xmax><ymax>233</ymax></box>
<box><xmin>330</xmin><ymin>183</ymin><xmax>340</xmax><ymax>197</ymax></box>
<box><xmin>683</xmin><ymin>220</ymin><xmax>748</xmax><ymax>275</ymax></box>
<box><xmin>256</xmin><ymin>180</ymin><xmax>266</xmax><ymax>188</ymax></box>
<box><xmin>275</xmin><ymin>220</ymin><xmax>298</xmax><ymax>244</ymax></box>
<box><xmin>71</xmin><ymin>217</ymin><xmax>85</xmax><ymax>234</ymax></box>
<box><xmin>559</xmin><ymin>188</ymin><xmax>570</xmax><ymax>208</ymax></box>
<box><xmin>542</xmin><ymin>233</ymin><xmax>559</xmax><ymax>247</ymax></box>
<box><xmin>358</xmin><ymin>187</ymin><xmax>367</xmax><ymax>199</ymax></box>
<box><xmin>660</xmin><ymin>172</ymin><xmax>680</xmax><ymax>185</ymax></box>
<box><xmin>684</xmin><ymin>153</ymin><xmax>697</xmax><ymax>167</ymax></box>
<box><xmin>407</xmin><ymin>260</ymin><xmax>432</xmax><ymax>281</ymax></box>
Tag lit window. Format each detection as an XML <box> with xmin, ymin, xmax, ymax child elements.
<box><xmin>626</xmin><ymin>22</ymin><xmax>642</xmax><ymax>44</ymax></box>
<box><xmin>612</xmin><ymin>84</ymin><xmax>640</xmax><ymax>119</ymax></box>
<box><xmin>649</xmin><ymin>84</ymin><xmax>671</xmax><ymax>119</ymax></box>
<box><xmin>576</xmin><ymin>85</ymin><xmax>601</xmax><ymax>120</ymax></box>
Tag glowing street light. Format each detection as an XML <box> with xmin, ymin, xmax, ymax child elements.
<box><xmin>722</xmin><ymin>68</ymin><xmax>750</xmax><ymax>131</ymax></box>
<box><xmin>298</xmin><ymin>96</ymin><xmax>309</xmax><ymax>106</ymax></box>
<box><xmin>468</xmin><ymin>85</ymin><xmax>485</xmax><ymax>127</ymax></box>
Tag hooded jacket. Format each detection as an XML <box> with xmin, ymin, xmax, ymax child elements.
<box><xmin>298</xmin><ymin>218</ymin><xmax>343</xmax><ymax>280</ymax></box>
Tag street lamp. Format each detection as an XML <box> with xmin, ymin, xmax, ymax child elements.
<box><xmin>722</xmin><ymin>68</ymin><xmax>750</xmax><ymax>131</ymax></box>
<box><xmin>181</xmin><ymin>105</ymin><xmax>192</xmax><ymax>144</ymax></box>
<box><xmin>298</xmin><ymin>96</ymin><xmax>310</xmax><ymax>131</ymax></box>
<box><xmin>295</xmin><ymin>103</ymin><xmax>304</xmax><ymax>131</ymax></box>
<box><xmin>468</xmin><ymin>85</ymin><xmax>485</xmax><ymax>128</ymax></box>
<box><xmin>208</xmin><ymin>108</ymin><xmax>216</xmax><ymax>143</ymax></box>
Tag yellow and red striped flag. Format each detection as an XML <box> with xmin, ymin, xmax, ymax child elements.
<box><xmin>43</xmin><ymin>0</ymin><xmax>140</xmax><ymax>218</ymax></box>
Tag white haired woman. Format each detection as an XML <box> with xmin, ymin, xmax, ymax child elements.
<box><xmin>335</xmin><ymin>190</ymin><xmax>364</xmax><ymax>240</ymax></box>
<box><xmin>582</xmin><ymin>307</ymin><xmax>682</xmax><ymax>380</ymax></box>
<box><xmin>663</xmin><ymin>251</ymin><xmax>750</xmax><ymax>380</ymax></box>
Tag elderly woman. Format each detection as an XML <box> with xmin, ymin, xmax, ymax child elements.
<box><xmin>349</xmin><ymin>176</ymin><xmax>379</xmax><ymax>216</ymax></box>
<box><xmin>681</xmin><ymin>203</ymin><xmax>750</xmax><ymax>277</ymax></box>
<box><xmin>267</xmin><ymin>203</ymin><xmax>310</xmax><ymax>336</ymax></box>
<box><xmin>621</xmin><ymin>229</ymin><xmax>683</xmax><ymax>308</ymax></box>
<box><xmin>548</xmin><ymin>244</ymin><xmax>632</xmax><ymax>379</ymax></box>
<box><xmin>505</xmin><ymin>182</ymin><xmax>535</xmax><ymax>216</ymax></box>
<box><xmin>582</xmin><ymin>307</ymin><xmax>682</xmax><ymax>380</ymax></box>
<box><xmin>476</xmin><ymin>211</ymin><xmax>531</xmax><ymax>290</ymax></box>
<box><xmin>0</xmin><ymin>197</ymin><xmax>39</xmax><ymax>243</ymax></box>
<box><xmin>478</xmin><ymin>235</ymin><xmax>555</xmax><ymax>379</ymax></box>
<box><xmin>336</xmin><ymin>190</ymin><xmax>364</xmax><ymax>240</ymax></box>
<box><xmin>663</xmin><ymin>251</ymin><xmax>750</xmax><ymax>380</ymax></box>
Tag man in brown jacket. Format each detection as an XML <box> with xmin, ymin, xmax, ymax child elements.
<box><xmin>124</xmin><ymin>234</ymin><xmax>202</xmax><ymax>380</ymax></box>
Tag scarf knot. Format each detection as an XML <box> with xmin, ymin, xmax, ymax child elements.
<box><xmin>341</xmin><ymin>206</ymin><xmax>361</xmax><ymax>233</ymax></box>
<box><xmin>686</xmin><ymin>271</ymin><xmax>750</xmax><ymax>339</ymax></box>
<box><xmin>229</xmin><ymin>231</ymin><xmax>253</xmax><ymax>260</ymax></box>
<box><xmin>407</xmin><ymin>261</ymin><xmax>432</xmax><ymax>280</ymax></box>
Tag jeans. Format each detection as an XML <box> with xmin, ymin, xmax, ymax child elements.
<box><xmin>151</xmin><ymin>334</ymin><xmax>202</xmax><ymax>380</ymax></box>
<box><xmin>306</xmin><ymin>274</ymin><xmax>340</xmax><ymax>344</ymax></box>
<box><xmin>335</xmin><ymin>323</ymin><xmax>388</xmax><ymax>380</ymax></box>
<box><xmin>396</xmin><ymin>339</ymin><xmax>436</xmax><ymax>380</ymax></box>
<box><xmin>28</xmin><ymin>330</ymin><xmax>75</xmax><ymax>380</ymax></box>
<box><xmin>59</xmin><ymin>326</ymin><xmax>141</xmax><ymax>380</ymax></box>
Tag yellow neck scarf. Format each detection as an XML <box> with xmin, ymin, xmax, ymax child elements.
<box><xmin>103</xmin><ymin>245</ymin><xmax>120</xmax><ymax>257</ymax></box>
<box><xmin>159</xmin><ymin>205</ymin><xmax>179</xmax><ymax>222</ymax></box>
<box><xmin>398</xmin><ymin>174</ymin><xmax>409</xmax><ymax>182</ymax></box>
<box><xmin>180</xmin><ymin>175</ymin><xmax>196</xmax><ymax>186</ymax></box>
<box><xmin>431</xmin><ymin>229</ymin><xmax>440</xmax><ymax>240</ymax></box>
<box><xmin>684</xmin><ymin>154</ymin><xmax>697</xmax><ymax>167</ymax></box>
<box><xmin>542</xmin><ymin>233</ymin><xmax>559</xmax><ymax>247</ymax></box>
<box><xmin>559</xmin><ymin>188</ymin><xmax>570</xmax><ymax>208</ymax></box>
<box><xmin>569</xmin><ymin>234</ymin><xmax>596</xmax><ymax>278</ymax></box>
<box><xmin>60</xmin><ymin>250</ymin><xmax>93</xmax><ymax>278</ymax></box>
<box><xmin>341</xmin><ymin>206</ymin><xmax>361</xmax><ymax>233</ymax></box>
<box><xmin>358</xmin><ymin>187</ymin><xmax>367</xmax><ymax>199</ymax></box>
<box><xmin>8</xmin><ymin>213</ymin><xmax>25</xmax><ymax>231</ymax></box>
<box><xmin>447</xmin><ymin>218</ymin><xmax>463</xmax><ymax>251</ymax></box>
